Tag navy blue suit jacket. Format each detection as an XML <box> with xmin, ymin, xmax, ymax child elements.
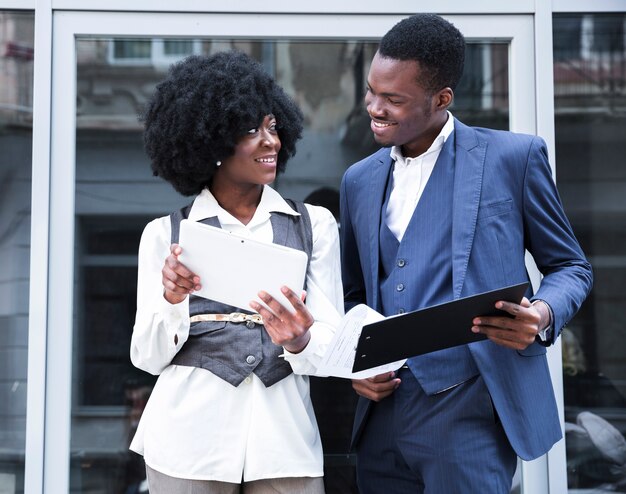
<box><xmin>340</xmin><ymin>119</ymin><xmax>593</xmax><ymax>460</ymax></box>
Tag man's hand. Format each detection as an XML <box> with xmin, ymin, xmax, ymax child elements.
<box><xmin>250</xmin><ymin>286</ymin><xmax>314</xmax><ymax>354</ymax></box>
<box><xmin>352</xmin><ymin>371</ymin><xmax>401</xmax><ymax>402</ymax></box>
<box><xmin>471</xmin><ymin>297</ymin><xmax>550</xmax><ymax>350</ymax></box>
<box><xmin>162</xmin><ymin>244</ymin><xmax>201</xmax><ymax>305</ymax></box>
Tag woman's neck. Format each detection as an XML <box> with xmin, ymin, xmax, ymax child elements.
<box><xmin>209</xmin><ymin>182</ymin><xmax>263</xmax><ymax>226</ymax></box>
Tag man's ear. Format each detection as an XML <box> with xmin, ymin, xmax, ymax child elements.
<box><xmin>434</xmin><ymin>87</ymin><xmax>454</xmax><ymax>110</ymax></box>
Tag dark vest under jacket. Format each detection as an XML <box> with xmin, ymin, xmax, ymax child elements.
<box><xmin>169</xmin><ymin>199</ymin><xmax>312</xmax><ymax>387</ymax></box>
<box><xmin>379</xmin><ymin>134</ymin><xmax>479</xmax><ymax>394</ymax></box>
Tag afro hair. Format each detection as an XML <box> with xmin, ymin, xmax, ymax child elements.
<box><xmin>379</xmin><ymin>13</ymin><xmax>465</xmax><ymax>93</ymax></box>
<box><xmin>142</xmin><ymin>51</ymin><xmax>304</xmax><ymax>196</ymax></box>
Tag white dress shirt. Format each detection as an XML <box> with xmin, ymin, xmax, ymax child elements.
<box><xmin>129</xmin><ymin>185</ymin><xmax>344</xmax><ymax>483</ymax></box>
<box><xmin>386</xmin><ymin>112</ymin><xmax>455</xmax><ymax>240</ymax></box>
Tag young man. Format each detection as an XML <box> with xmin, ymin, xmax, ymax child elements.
<box><xmin>340</xmin><ymin>14</ymin><xmax>593</xmax><ymax>493</ymax></box>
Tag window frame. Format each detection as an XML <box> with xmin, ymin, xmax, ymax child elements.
<box><xmin>10</xmin><ymin>1</ymin><xmax>621</xmax><ymax>492</ymax></box>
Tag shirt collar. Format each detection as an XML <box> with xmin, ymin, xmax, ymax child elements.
<box><xmin>390</xmin><ymin>111</ymin><xmax>455</xmax><ymax>166</ymax></box>
<box><xmin>188</xmin><ymin>184</ymin><xmax>299</xmax><ymax>225</ymax></box>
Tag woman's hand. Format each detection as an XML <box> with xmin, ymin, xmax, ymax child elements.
<box><xmin>250</xmin><ymin>286</ymin><xmax>314</xmax><ymax>354</ymax></box>
<box><xmin>162</xmin><ymin>244</ymin><xmax>201</xmax><ymax>305</ymax></box>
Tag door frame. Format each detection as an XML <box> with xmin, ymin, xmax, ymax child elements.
<box><xmin>25</xmin><ymin>6</ymin><xmax>562</xmax><ymax>493</ymax></box>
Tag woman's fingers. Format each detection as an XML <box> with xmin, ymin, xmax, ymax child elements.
<box><xmin>161</xmin><ymin>244</ymin><xmax>201</xmax><ymax>304</ymax></box>
<box><xmin>249</xmin><ymin>286</ymin><xmax>314</xmax><ymax>352</ymax></box>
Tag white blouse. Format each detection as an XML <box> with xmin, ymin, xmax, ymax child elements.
<box><xmin>129</xmin><ymin>185</ymin><xmax>344</xmax><ymax>483</ymax></box>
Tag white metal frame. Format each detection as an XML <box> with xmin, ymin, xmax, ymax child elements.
<box><xmin>23</xmin><ymin>1</ymin><xmax>51</xmax><ymax>493</ymax></box>
<box><xmin>553</xmin><ymin>0</ymin><xmax>625</xmax><ymax>12</ymax></box>
<box><xmin>50</xmin><ymin>0</ymin><xmax>538</xmax><ymax>14</ymax></box>
<box><xmin>6</xmin><ymin>0</ymin><xmax>624</xmax><ymax>12</ymax></box>
<box><xmin>1</xmin><ymin>1</ymin><xmax>621</xmax><ymax>493</ymax></box>
<box><xmin>49</xmin><ymin>11</ymin><xmax>536</xmax><ymax>493</ymax></box>
<box><xmin>1</xmin><ymin>0</ymin><xmax>34</xmax><ymax>7</ymax></box>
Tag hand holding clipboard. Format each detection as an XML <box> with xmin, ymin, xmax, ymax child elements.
<box><xmin>352</xmin><ymin>282</ymin><xmax>529</xmax><ymax>372</ymax></box>
<box><xmin>315</xmin><ymin>282</ymin><xmax>529</xmax><ymax>378</ymax></box>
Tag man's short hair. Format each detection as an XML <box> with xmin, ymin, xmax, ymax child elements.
<box><xmin>379</xmin><ymin>13</ymin><xmax>466</xmax><ymax>93</ymax></box>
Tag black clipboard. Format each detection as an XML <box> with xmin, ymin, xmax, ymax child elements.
<box><xmin>352</xmin><ymin>282</ymin><xmax>529</xmax><ymax>372</ymax></box>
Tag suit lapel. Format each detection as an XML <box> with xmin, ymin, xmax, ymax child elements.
<box><xmin>368</xmin><ymin>152</ymin><xmax>393</xmax><ymax>311</ymax></box>
<box><xmin>451</xmin><ymin>120</ymin><xmax>487</xmax><ymax>298</ymax></box>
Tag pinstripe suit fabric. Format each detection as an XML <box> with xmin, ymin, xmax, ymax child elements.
<box><xmin>340</xmin><ymin>119</ymin><xmax>593</xmax><ymax>492</ymax></box>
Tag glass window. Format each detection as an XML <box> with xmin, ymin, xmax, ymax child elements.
<box><xmin>71</xmin><ymin>37</ymin><xmax>509</xmax><ymax>493</ymax></box>
<box><xmin>0</xmin><ymin>10</ymin><xmax>34</xmax><ymax>494</ymax></box>
<box><xmin>112</xmin><ymin>40</ymin><xmax>151</xmax><ymax>60</ymax></box>
<box><xmin>554</xmin><ymin>13</ymin><xmax>626</xmax><ymax>493</ymax></box>
<box><xmin>162</xmin><ymin>39</ymin><xmax>194</xmax><ymax>56</ymax></box>
<box><xmin>109</xmin><ymin>38</ymin><xmax>201</xmax><ymax>66</ymax></box>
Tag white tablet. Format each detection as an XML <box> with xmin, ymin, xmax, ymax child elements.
<box><xmin>178</xmin><ymin>219</ymin><xmax>308</xmax><ymax>314</ymax></box>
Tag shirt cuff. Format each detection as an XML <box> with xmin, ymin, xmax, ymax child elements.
<box><xmin>532</xmin><ymin>299</ymin><xmax>554</xmax><ymax>343</ymax></box>
<box><xmin>283</xmin><ymin>323</ymin><xmax>328</xmax><ymax>359</ymax></box>
<box><xmin>281</xmin><ymin>322</ymin><xmax>332</xmax><ymax>376</ymax></box>
<box><xmin>159</xmin><ymin>294</ymin><xmax>189</xmax><ymax>349</ymax></box>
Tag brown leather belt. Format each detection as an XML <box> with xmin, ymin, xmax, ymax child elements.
<box><xmin>189</xmin><ymin>312</ymin><xmax>264</xmax><ymax>325</ymax></box>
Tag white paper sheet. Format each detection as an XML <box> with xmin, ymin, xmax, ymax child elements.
<box><xmin>317</xmin><ymin>304</ymin><xmax>406</xmax><ymax>379</ymax></box>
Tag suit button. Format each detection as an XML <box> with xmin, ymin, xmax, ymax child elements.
<box><xmin>246</xmin><ymin>320</ymin><xmax>255</xmax><ymax>329</ymax></box>
<box><xmin>398</xmin><ymin>308</ymin><xmax>405</xmax><ymax>314</ymax></box>
<box><xmin>397</xmin><ymin>259</ymin><xmax>406</xmax><ymax>267</ymax></box>
<box><xmin>246</xmin><ymin>355</ymin><xmax>256</xmax><ymax>365</ymax></box>
<box><xmin>396</xmin><ymin>283</ymin><xmax>405</xmax><ymax>292</ymax></box>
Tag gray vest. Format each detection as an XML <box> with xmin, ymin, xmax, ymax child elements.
<box><xmin>169</xmin><ymin>199</ymin><xmax>312</xmax><ymax>387</ymax></box>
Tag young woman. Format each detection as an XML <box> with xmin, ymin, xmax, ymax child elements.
<box><xmin>129</xmin><ymin>52</ymin><xmax>343</xmax><ymax>494</ymax></box>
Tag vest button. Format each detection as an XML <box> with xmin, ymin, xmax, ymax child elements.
<box><xmin>397</xmin><ymin>259</ymin><xmax>406</xmax><ymax>267</ymax></box>
<box><xmin>246</xmin><ymin>355</ymin><xmax>256</xmax><ymax>365</ymax></box>
<box><xmin>246</xmin><ymin>320</ymin><xmax>255</xmax><ymax>329</ymax></box>
<box><xmin>396</xmin><ymin>283</ymin><xmax>405</xmax><ymax>292</ymax></box>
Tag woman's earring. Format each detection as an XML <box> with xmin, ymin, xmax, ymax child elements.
<box><xmin>216</xmin><ymin>161</ymin><xmax>221</xmax><ymax>167</ymax></box>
